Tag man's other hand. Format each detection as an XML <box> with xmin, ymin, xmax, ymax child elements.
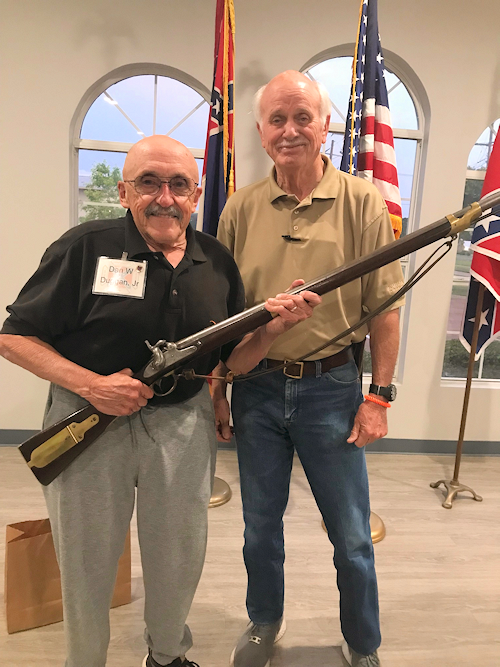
<box><xmin>84</xmin><ymin>368</ymin><xmax>154</xmax><ymax>416</ymax></box>
<box><xmin>213</xmin><ymin>393</ymin><xmax>233</xmax><ymax>443</ymax></box>
<box><xmin>264</xmin><ymin>279</ymin><xmax>321</xmax><ymax>336</ymax></box>
<box><xmin>347</xmin><ymin>399</ymin><xmax>388</xmax><ymax>448</ymax></box>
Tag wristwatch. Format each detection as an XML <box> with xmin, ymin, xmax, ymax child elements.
<box><xmin>369</xmin><ymin>383</ymin><xmax>397</xmax><ymax>402</ymax></box>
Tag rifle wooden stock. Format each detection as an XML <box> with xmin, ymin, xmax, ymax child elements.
<box><xmin>18</xmin><ymin>193</ymin><xmax>500</xmax><ymax>485</ymax></box>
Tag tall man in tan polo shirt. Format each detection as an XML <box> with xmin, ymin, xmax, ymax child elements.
<box><xmin>213</xmin><ymin>70</ymin><xmax>404</xmax><ymax>667</ymax></box>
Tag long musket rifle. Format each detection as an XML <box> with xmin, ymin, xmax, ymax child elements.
<box><xmin>18</xmin><ymin>192</ymin><xmax>500</xmax><ymax>485</ymax></box>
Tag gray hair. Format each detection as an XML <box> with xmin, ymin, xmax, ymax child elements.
<box><xmin>253</xmin><ymin>77</ymin><xmax>331</xmax><ymax>125</ymax></box>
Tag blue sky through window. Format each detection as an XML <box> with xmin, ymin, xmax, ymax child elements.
<box><xmin>79</xmin><ymin>75</ymin><xmax>209</xmax><ymax>187</ymax></box>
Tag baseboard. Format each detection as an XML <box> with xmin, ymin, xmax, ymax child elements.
<box><xmin>0</xmin><ymin>430</ymin><xmax>38</xmax><ymax>445</ymax></box>
<box><xmin>368</xmin><ymin>438</ymin><xmax>500</xmax><ymax>456</ymax></box>
<box><xmin>1</xmin><ymin>431</ymin><xmax>499</xmax><ymax>455</ymax></box>
<box><xmin>218</xmin><ymin>436</ymin><xmax>500</xmax><ymax>456</ymax></box>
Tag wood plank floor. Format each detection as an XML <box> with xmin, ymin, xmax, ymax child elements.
<box><xmin>1</xmin><ymin>447</ymin><xmax>499</xmax><ymax>666</ymax></box>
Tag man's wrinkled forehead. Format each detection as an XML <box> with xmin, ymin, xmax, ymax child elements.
<box><xmin>261</xmin><ymin>80</ymin><xmax>320</xmax><ymax>118</ymax></box>
<box><xmin>124</xmin><ymin>153</ymin><xmax>198</xmax><ymax>183</ymax></box>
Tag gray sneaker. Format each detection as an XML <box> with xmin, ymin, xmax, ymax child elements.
<box><xmin>230</xmin><ymin>617</ymin><xmax>286</xmax><ymax>667</ymax></box>
<box><xmin>341</xmin><ymin>640</ymin><xmax>381</xmax><ymax>667</ymax></box>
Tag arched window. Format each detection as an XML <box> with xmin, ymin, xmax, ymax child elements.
<box><xmin>302</xmin><ymin>50</ymin><xmax>427</xmax><ymax>375</ymax></box>
<box><xmin>442</xmin><ymin>119</ymin><xmax>500</xmax><ymax>380</ymax></box>
<box><xmin>70</xmin><ymin>65</ymin><xmax>210</xmax><ymax>225</ymax></box>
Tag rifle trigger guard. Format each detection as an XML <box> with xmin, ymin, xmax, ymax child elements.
<box><xmin>152</xmin><ymin>374</ymin><xmax>179</xmax><ymax>397</ymax></box>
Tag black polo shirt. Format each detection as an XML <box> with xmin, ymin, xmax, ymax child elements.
<box><xmin>1</xmin><ymin>211</ymin><xmax>245</xmax><ymax>404</ymax></box>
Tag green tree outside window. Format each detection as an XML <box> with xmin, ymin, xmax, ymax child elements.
<box><xmin>79</xmin><ymin>162</ymin><xmax>123</xmax><ymax>224</ymax></box>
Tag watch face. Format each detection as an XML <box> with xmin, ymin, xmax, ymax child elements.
<box><xmin>371</xmin><ymin>383</ymin><xmax>397</xmax><ymax>401</ymax></box>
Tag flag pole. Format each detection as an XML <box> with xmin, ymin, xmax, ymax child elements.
<box><xmin>338</xmin><ymin>0</ymin><xmax>404</xmax><ymax>542</ymax></box>
<box><xmin>430</xmin><ymin>283</ymin><xmax>485</xmax><ymax>508</ymax></box>
<box><xmin>203</xmin><ymin>0</ymin><xmax>236</xmax><ymax>508</ymax></box>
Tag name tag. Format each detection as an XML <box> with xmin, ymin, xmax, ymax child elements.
<box><xmin>92</xmin><ymin>256</ymin><xmax>147</xmax><ymax>298</ymax></box>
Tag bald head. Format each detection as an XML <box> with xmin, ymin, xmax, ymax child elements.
<box><xmin>118</xmin><ymin>134</ymin><xmax>202</xmax><ymax>253</ymax></box>
<box><xmin>123</xmin><ymin>135</ymin><xmax>199</xmax><ymax>182</ymax></box>
<box><xmin>253</xmin><ymin>70</ymin><xmax>331</xmax><ymax>125</ymax></box>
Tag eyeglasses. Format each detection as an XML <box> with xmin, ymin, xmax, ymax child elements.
<box><xmin>124</xmin><ymin>175</ymin><xmax>198</xmax><ymax>197</ymax></box>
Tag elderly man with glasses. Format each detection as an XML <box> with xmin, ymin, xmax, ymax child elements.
<box><xmin>0</xmin><ymin>135</ymin><xmax>320</xmax><ymax>667</ymax></box>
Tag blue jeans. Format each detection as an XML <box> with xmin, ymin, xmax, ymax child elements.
<box><xmin>231</xmin><ymin>358</ymin><xmax>381</xmax><ymax>656</ymax></box>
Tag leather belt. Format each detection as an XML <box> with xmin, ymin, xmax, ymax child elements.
<box><xmin>265</xmin><ymin>347</ymin><xmax>353</xmax><ymax>379</ymax></box>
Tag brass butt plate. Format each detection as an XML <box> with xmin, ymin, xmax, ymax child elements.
<box><xmin>27</xmin><ymin>414</ymin><xmax>100</xmax><ymax>469</ymax></box>
<box><xmin>209</xmin><ymin>477</ymin><xmax>232</xmax><ymax>508</ymax></box>
<box><xmin>321</xmin><ymin>511</ymin><xmax>386</xmax><ymax>544</ymax></box>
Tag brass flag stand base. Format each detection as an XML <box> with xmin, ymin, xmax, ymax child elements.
<box><xmin>431</xmin><ymin>283</ymin><xmax>485</xmax><ymax>509</ymax></box>
<box><xmin>430</xmin><ymin>479</ymin><xmax>482</xmax><ymax>509</ymax></box>
<box><xmin>369</xmin><ymin>512</ymin><xmax>386</xmax><ymax>543</ymax></box>
<box><xmin>322</xmin><ymin>512</ymin><xmax>386</xmax><ymax>544</ymax></box>
<box><xmin>209</xmin><ymin>476</ymin><xmax>232</xmax><ymax>507</ymax></box>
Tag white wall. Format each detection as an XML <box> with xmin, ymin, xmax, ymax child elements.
<box><xmin>1</xmin><ymin>0</ymin><xmax>500</xmax><ymax>441</ymax></box>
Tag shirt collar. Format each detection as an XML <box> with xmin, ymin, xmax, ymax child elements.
<box><xmin>184</xmin><ymin>223</ymin><xmax>207</xmax><ymax>263</ymax></box>
<box><xmin>267</xmin><ymin>154</ymin><xmax>340</xmax><ymax>205</ymax></box>
<box><xmin>124</xmin><ymin>210</ymin><xmax>153</xmax><ymax>258</ymax></box>
<box><xmin>123</xmin><ymin>210</ymin><xmax>207</xmax><ymax>263</ymax></box>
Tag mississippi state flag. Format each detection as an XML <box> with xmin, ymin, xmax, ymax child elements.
<box><xmin>199</xmin><ymin>0</ymin><xmax>235</xmax><ymax>237</ymax></box>
<box><xmin>460</xmin><ymin>131</ymin><xmax>500</xmax><ymax>358</ymax></box>
<box><xmin>340</xmin><ymin>0</ymin><xmax>402</xmax><ymax>239</ymax></box>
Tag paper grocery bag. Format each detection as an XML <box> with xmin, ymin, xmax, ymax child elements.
<box><xmin>110</xmin><ymin>526</ymin><xmax>132</xmax><ymax>609</ymax></box>
<box><xmin>5</xmin><ymin>518</ymin><xmax>131</xmax><ymax>634</ymax></box>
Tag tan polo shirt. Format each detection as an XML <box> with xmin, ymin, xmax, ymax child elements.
<box><xmin>217</xmin><ymin>156</ymin><xmax>405</xmax><ymax>360</ymax></box>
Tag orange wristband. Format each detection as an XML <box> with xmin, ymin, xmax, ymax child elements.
<box><xmin>364</xmin><ymin>394</ymin><xmax>391</xmax><ymax>408</ymax></box>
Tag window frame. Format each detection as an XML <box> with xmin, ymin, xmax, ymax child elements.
<box><xmin>441</xmin><ymin>120</ymin><xmax>500</xmax><ymax>383</ymax></box>
<box><xmin>70</xmin><ymin>63</ymin><xmax>210</xmax><ymax>227</ymax></box>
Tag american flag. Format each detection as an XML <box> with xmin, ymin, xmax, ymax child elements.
<box><xmin>340</xmin><ymin>0</ymin><xmax>402</xmax><ymax>239</ymax></box>
<box><xmin>198</xmin><ymin>0</ymin><xmax>235</xmax><ymax>237</ymax></box>
<box><xmin>460</xmin><ymin>131</ymin><xmax>500</xmax><ymax>358</ymax></box>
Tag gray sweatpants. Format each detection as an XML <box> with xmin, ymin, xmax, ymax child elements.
<box><xmin>43</xmin><ymin>383</ymin><xmax>217</xmax><ymax>667</ymax></box>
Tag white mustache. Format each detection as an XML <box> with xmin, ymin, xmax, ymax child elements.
<box><xmin>145</xmin><ymin>204</ymin><xmax>182</xmax><ymax>219</ymax></box>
